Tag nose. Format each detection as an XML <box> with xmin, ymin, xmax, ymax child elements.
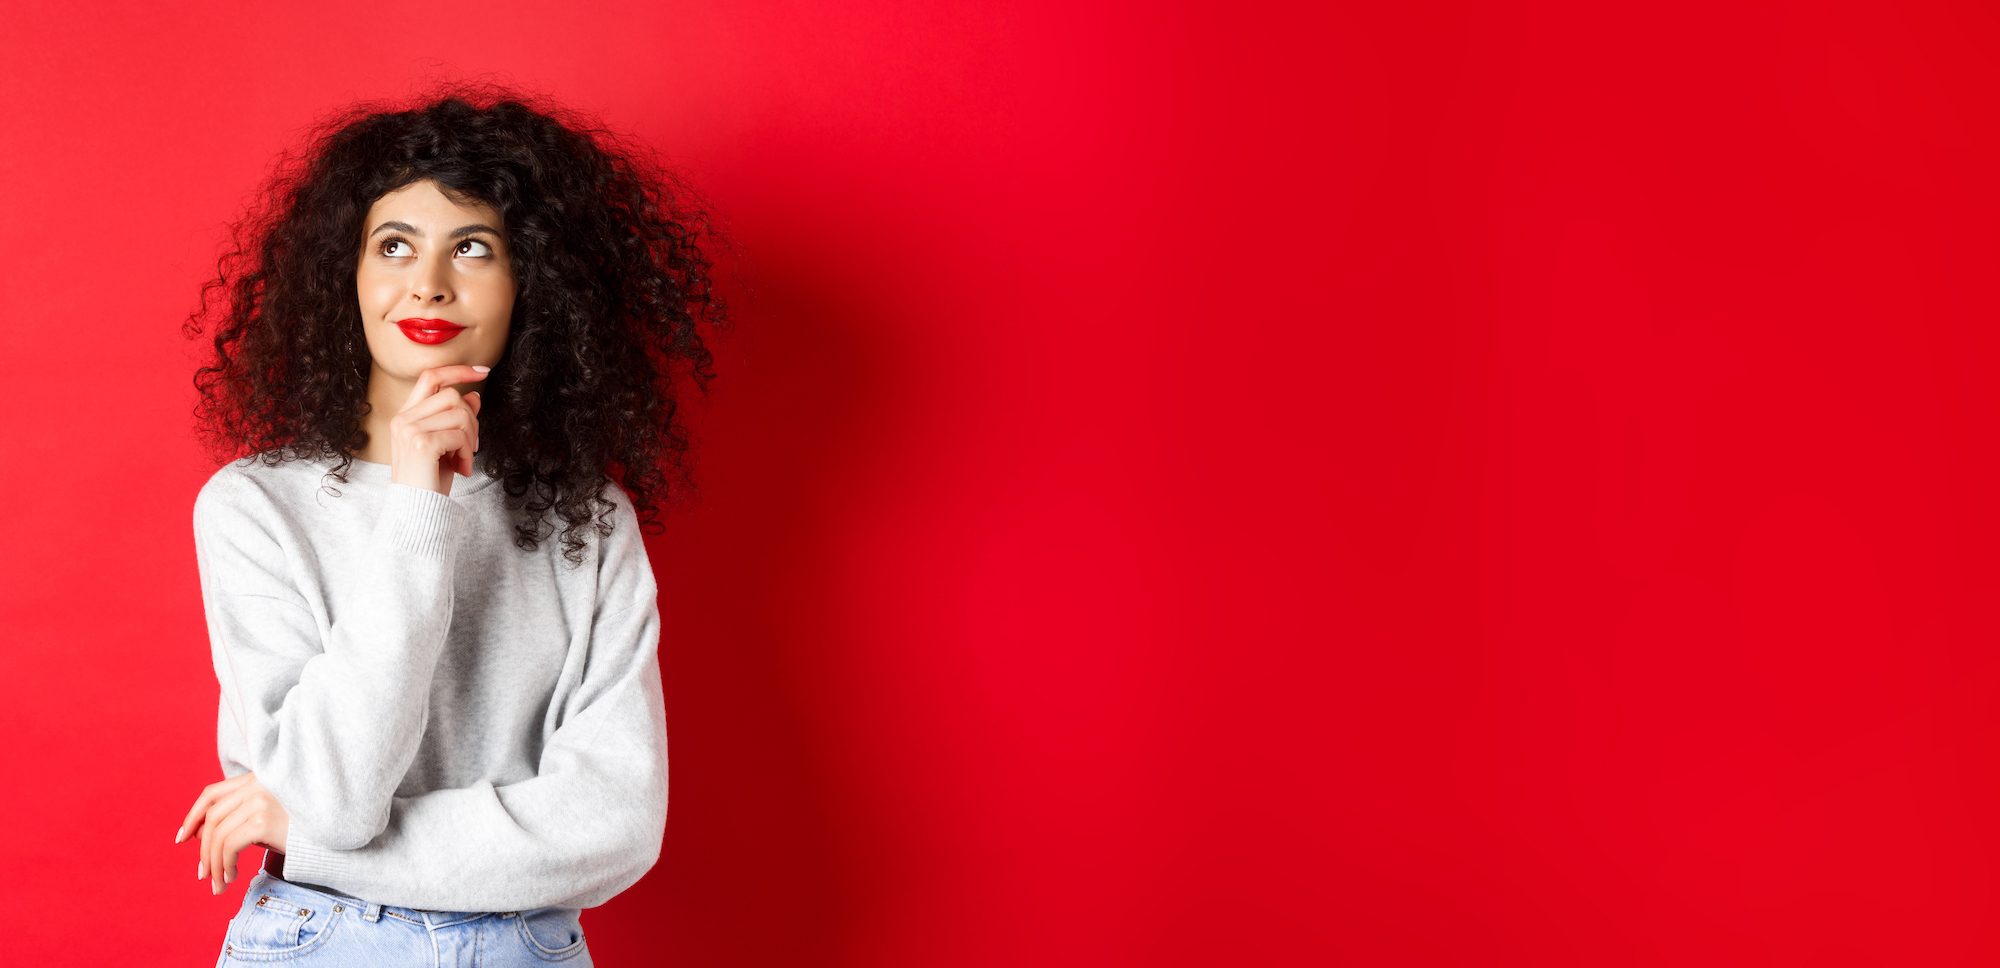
<box><xmin>408</xmin><ymin>251</ymin><xmax>453</xmax><ymax>304</ymax></box>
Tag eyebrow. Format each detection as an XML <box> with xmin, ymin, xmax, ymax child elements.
<box><xmin>368</xmin><ymin>220</ymin><xmax>503</xmax><ymax>240</ymax></box>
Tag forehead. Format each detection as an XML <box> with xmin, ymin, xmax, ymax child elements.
<box><xmin>365</xmin><ymin>179</ymin><xmax>501</xmax><ymax>222</ymax></box>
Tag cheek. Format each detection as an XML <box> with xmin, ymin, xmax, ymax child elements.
<box><xmin>487</xmin><ymin>290</ymin><xmax>515</xmax><ymax>346</ymax></box>
<box><xmin>356</xmin><ymin>275</ymin><xmax>393</xmax><ymax>309</ymax></box>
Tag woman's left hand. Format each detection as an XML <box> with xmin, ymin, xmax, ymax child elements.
<box><xmin>174</xmin><ymin>771</ymin><xmax>291</xmax><ymax>895</ymax></box>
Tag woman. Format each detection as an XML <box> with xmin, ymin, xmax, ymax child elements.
<box><xmin>173</xmin><ymin>86</ymin><xmax>725</xmax><ymax>966</ymax></box>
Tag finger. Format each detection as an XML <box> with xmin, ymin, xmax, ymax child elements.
<box><xmin>409</xmin><ymin>406</ymin><xmax>475</xmax><ymax>436</ymax></box>
<box><xmin>410</xmin><ymin>410</ymin><xmax>475</xmax><ymax>460</ymax></box>
<box><xmin>181</xmin><ymin>795</ymin><xmax>212</xmax><ymax>846</ymax></box>
<box><xmin>465</xmin><ymin>392</ymin><xmax>481</xmax><ymax>452</ymax></box>
<box><xmin>402</xmin><ymin>366</ymin><xmax>481</xmax><ymax>411</ymax></box>
<box><xmin>219</xmin><ymin>808</ymin><xmax>260</xmax><ymax>886</ymax></box>
<box><xmin>200</xmin><ymin>803</ymin><xmax>215</xmax><ymax>886</ymax></box>
<box><xmin>397</xmin><ymin>384</ymin><xmax>465</xmax><ymax>421</ymax></box>
<box><xmin>445</xmin><ymin>443</ymin><xmax>470</xmax><ymax>478</ymax></box>
<box><xmin>403</xmin><ymin>406</ymin><xmax>471</xmax><ymax>452</ymax></box>
<box><xmin>179</xmin><ymin>774</ymin><xmax>252</xmax><ymax>843</ymax></box>
<box><xmin>202</xmin><ymin>785</ymin><xmax>254</xmax><ymax>845</ymax></box>
<box><xmin>205</xmin><ymin>789</ymin><xmax>252</xmax><ymax>893</ymax></box>
<box><xmin>212</xmin><ymin>809</ymin><xmax>254</xmax><ymax>893</ymax></box>
<box><xmin>411</xmin><ymin>422</ymin><xmax>473</xmax><ymax>461</ymax></box>
<box><xmin>208</xmin><ymin>802</ymin><xmax>227</xmax><ymax>893</ymax></box>
<box><xmin>402</xmin><ymin>365</ymin><xmax>491</xmax><ymax>411</ymax></box>
<box><xmin>199</xmin><ymin>782</ymin><xmax>246</xmax><ymax>885</ymax></box>
<box><xmin>417</xmin><ymin>429</ymin><xmax>474</xmax><ymax>470</ymax></box>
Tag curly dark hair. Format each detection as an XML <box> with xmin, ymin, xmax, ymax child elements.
<box><xmin>185</xmin><ymin>82</ymin><xmax>728</xmax><ymax>565</ymax></box>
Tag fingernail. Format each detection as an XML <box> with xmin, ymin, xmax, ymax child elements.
<box><xmin>175</xmin><ymin>826</ymin><xmax>185</xmax><ymax>843</ymax></box>
<box><xmin>198</xmin><ymin>860</ymin><xmax>205</xmax><ymax>880</ymax></box>
<box><xmin>473</xmin><ymin>365</ymin><xmax>491</xmax><ymax>373</ymax></box>
<box><xmin>213</xmin><ymin>882</ymin><xmax>220</xmax><ymax>895</ymax></box>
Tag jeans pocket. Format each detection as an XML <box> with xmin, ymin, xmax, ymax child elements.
<box><xmin>224</xmin><ymin>886</ymin><xmax>342</xmax><ymax>961</ymax></box>
<box><xmin>514</xmin><ymin>907</ymin><xmax>587</xmax><ymax>961</ymax></box>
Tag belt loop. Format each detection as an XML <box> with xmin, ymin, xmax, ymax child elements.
<box><xmin>363</xmin><ymin>902</ymin><xmax>384</xmax><ymax>923</ymax></box>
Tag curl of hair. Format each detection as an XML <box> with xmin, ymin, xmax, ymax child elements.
<box><xmin>185</xmin><ymin>82</ymin><xmax>728</xmax><ymax>565</ymax></box>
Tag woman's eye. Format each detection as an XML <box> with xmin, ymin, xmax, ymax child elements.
<box><xmin>377</xmin><ymin>238</ymin><xmax>492</xmax><ymax>258</ymax></box>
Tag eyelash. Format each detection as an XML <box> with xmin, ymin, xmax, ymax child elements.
<box><xmin>378</xmin><ymin>237</ymin><xmax>494</xmax><ymax>258</ymax></box>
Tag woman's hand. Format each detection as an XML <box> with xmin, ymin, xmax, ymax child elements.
<box><xmin>391</xmin><ymin>364</ymin><xmax>487</xmax><ymax>495</ymax></box>
<box><xmin>174</xmin><ymin>771</ymin><xmax>291</xmax><ymax>895</ymax></box>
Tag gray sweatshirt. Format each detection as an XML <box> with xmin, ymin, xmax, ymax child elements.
<box><xmin>191</xmin><ymin>451</ymin><xmax>668</xmax><ymax>912</ymax></box>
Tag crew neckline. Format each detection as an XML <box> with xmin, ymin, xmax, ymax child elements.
<box><xmin>316</xmin><ymin>451</ymin><xmax>502</xmax><ymax>498</ymax></box>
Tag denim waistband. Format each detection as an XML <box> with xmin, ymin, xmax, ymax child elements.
<box><xmin>255</xmin><ymin>849</ymin><xmax>505</xmax><ymax>925</ymax></box>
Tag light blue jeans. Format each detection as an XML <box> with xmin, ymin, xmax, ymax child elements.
<box><xmin>213</xmin><ymin>850</ymin><xmax>591</xmax><ymax>966</ymax></box>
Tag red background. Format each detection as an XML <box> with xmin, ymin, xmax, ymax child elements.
<box><xmin>2</xmin><ymin>0</ymin><xmax>1994</xmax><ymax>965</ymax></box>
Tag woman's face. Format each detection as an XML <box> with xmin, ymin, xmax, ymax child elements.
<box><xmin>355</xmin><ymin>179</ymin><xmax>515</xmax><ymax>382</ymax></box>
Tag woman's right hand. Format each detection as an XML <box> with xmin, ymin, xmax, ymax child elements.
<box><xmin>390</xmin><ymin>364</ymin><xmax>488</xmax><ymax>495</ymax></box>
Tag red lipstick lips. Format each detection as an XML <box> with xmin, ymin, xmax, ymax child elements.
<box><xmin>397</xmin><ymin>318</ymin><xmax>466</xmax><ymax>345</ymax></box>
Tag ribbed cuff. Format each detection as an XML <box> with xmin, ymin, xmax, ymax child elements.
<box><xmin>373</xmin><ymin>484</ymin><xmax>454</xmax><ymax>558</ymax></box>
<box><xmin>276</xmin><ymin>828</ymin><xmax>353</xmax><ymax>888</ymax></box>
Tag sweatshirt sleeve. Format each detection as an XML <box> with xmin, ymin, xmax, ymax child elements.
<box><xmin>193</xmin><ymin>472</ymin><xmax>459</xmax><ymax>850</ymax></box>
<box><xmin>276</xmin><ymin>586</ymin><xmax>670</xmax><ymax>912</ymax></box>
